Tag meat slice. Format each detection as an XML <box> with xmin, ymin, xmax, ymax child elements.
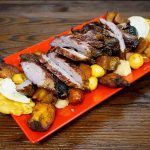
<box><xmin>99</xmin><ymin>73</ymin><xmax>129</xmax><ymax>88</ymax></box>
<box><xmin>40</xmin><ymin>52</ymin><xmax>87</xmax><ymax>89</ymax></box>
<box><xmin>20</xmin><ymin>54</ymin><xmax>55</xmax><ymax>91</ymax></box>
<box><xmin>51</xmin><ymin>35</ymin><xmax>92</xmax><ymax>58</ymax></box>
<box><xmin>51</xmin><ymin>46</ymin><xmax>89</xmax><ymax>61</ymax></box>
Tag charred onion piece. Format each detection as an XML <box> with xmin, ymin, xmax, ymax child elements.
<box><xmin>99</xmin><ymin>73</ymin><xmax>129</xmax><ymax>88</ymax></box>
<box><xmin>68</xmin><ymin>88</ymin><xmax>84</xmax><ymax>105</ymax></box>
<box><xmin>28</xmin><ymin>103</ymin><xmax>55</xmax><ymax>132</ymax></box>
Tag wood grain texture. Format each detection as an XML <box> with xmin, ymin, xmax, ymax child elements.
<box><xmin>0</xmin><ymin>1</ymin><xmax>150</xmax><ymax>149</ymax></box>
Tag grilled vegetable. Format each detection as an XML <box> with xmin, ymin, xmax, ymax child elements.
<box><xmin>135</xmin><ymin>38</ymin><xmax>149</xmax><ymax>54</ymax></box>
<box><xmin>96</xmin><ymin>56</ymin><xmax>120</xmax><ymax>71</ymax></box>
<box><xmin>28</xmin><ymin>103</ymin><xmax>55</xmax><ymax>131</ymax></box>
<box><xmin>54</xmin><ymin>77</ymin><xmax>68</xmax><ymax>98</ymax></box>
<box><xmin>99</xmin><ymin>73</ymin><xmax>129</xmax><ymax>88</ymax></box>
<box><xmin>68</xmin><ymin>88</ymin><xmax>84</xmax><ymax>105</ymax></box>
<box><xmin>113</xmin><ymin>13</ymin><xmax>128</xmax><ymax>24</ymax></box>
<box><xmin>32</xmin><ymin>88</ymin><xmax>54</xmax><ymax>103</ymax></box>
<box><xmin>144</xmin><ymin>45</ymin><xmax>150</xmax><ymax>58</ymax></box>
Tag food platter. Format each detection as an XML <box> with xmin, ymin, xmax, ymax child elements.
<box><xmin>3</xmin><ymin>15</ymin><xmax>150</xmax><ymax>143</ymax></box>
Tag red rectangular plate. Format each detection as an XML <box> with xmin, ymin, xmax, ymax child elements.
<box><xmin>3</xmin><ymin>16</ymin><xmax>150</xmax><ymax>143</ymax></box>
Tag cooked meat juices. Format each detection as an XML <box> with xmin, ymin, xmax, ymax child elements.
<box><xmin>20</xmin><ymin>54</ymin><xmax>55</xmax><ymax>91</ymax></box>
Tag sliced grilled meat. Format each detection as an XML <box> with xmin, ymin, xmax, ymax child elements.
<box><xmin>40</xmin><ymin>52</ymin><xmax>87</xmax><ymax>89</ymax></box>
<box><xmin>51</xmin><ymin>35</ymin><xmax>92</xmax><ymax>58</ymax></box>
<box><xmin>99</xmin><ymin>73</ymin><xmax>129</xmax><ymax>88</ymax></box>
<box><xmin>51</xmin><ymin>46</ymin><xmax>89</xmax><ymax>61</ymax></box>
<box><xmin>20</xmin><ymin>54</ymin><xmax>55</xmax><ymax>91</ymax></box>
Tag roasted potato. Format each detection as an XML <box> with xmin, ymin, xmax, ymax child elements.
<box><xmin>0</xmin><ymin>62</ymin><xmax>20</xmax><ymax>78</ymax></box>
<box><xmin>28</xmin><ymin>103</ymin><xmax>55</xmax><ymax>131</ymax></box>
<box><xmin>79</xmin><ymin>63</ymin><xmax>91</xmax><ymax>80</ymax></box>
<box><xmin>144</xmin><ymin>45</ymin><xmax>150</xmax><ymax>58</ymax></box>
<box><xmin>113</xmin><ymin>13</ymin><xmax>128</xmax><ymax>24</ymax></box>
<box><xmin>106</xmin><ymin>11</ymin><xmax>117</xmax><ymax>22</ymax></box>
<box><xmin>135</xmin><ymin>38</ymin><xmax>149</xmax><ymax>54</ymax></box>
<box><xmin>32</xmin><ymin>88</ymin><xmax>54</xmax><ymax>103</ymax></box>
<box><xmin>68</xmin><ymin>88</ymin><xmax>84</xmax><ymax>105</ymax></box>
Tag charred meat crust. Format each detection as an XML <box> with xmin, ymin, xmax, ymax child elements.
<box><xmin>99</xmin><ymin>73</ymin><xmax>129</xmax><ymax>88</ymax></box>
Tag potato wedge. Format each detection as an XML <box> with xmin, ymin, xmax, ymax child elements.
<box><xmin>106</xmin><ymin>11</ymin><xmax>117</xmax><ymax>22</ymax></box>
<box><xmin>68</xmin><ymin>88</ymin><xmax>84</xmax><ymax>105</ymax></box>
<box><xmin>28</xmin><ymin>103</ymin><xmax>55</xmax><ymax>131</ymax></box>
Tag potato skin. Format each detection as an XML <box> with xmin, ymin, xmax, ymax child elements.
<box><xmin>28</xmin><ymin>103</ymin><xmax>55</xmax><ymax>132</ymax></box>
<box><xmin>68</xmin><ymin>88</ymin><xmax>84</xmax><ymax>105</ymax></box>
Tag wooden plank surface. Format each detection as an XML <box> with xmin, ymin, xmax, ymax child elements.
<box><xmin>0</xmin><ymin>1</ymin><xmax>150</xmax><ymax>149</ymax></box>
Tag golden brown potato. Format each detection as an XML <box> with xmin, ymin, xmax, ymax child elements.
<box><xmin>68</xmin><ymin>88</ymin><xmax>84</xmax><ymax>105</ymax></box>
<box><xmin>0</xmin><ymin>62</ymin><xmax>20</xmax><ymax>78</ymax></box>
<box><xmin>28</xmin><ymin>103</ymin><xmax>55</xmax><ymax>131</ymax></box>
<box><xmin>79</xmin><ymin>63</ymin><xmax>91</xmax><ymax>80</ymax></box>
<box><xmin>106</xmin><ymin>11</ymin><xmax>117</xmax><ymax>22</ymax></box>
<box><xmin>144</xmin><ymin>45</ymin><xmax>150</xmax><ymax>58</ymax></box>
<box><xmin>113</xmin><ymin>13</ymin><xmax>128</xmax><ymax>24</ymax></box>
<box><xmin>32</xmin><ymin>88</ymin><xmax>54</xmax><ymax>103</ymax></box>
<box><xmin>135</xmin><ymin>38</ymin><xmax>149</xmax><ymax>54</ymax></box>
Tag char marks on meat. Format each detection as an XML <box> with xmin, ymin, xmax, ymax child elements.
<box><xmin>20</xmin><ymin>54</ymin><xmax>55</xmax><ymax>91</ymax></box>
<box><xmin>40</xmin><ymin>52</ymin><xmax>87</xmax><ymax>89</ymax></box>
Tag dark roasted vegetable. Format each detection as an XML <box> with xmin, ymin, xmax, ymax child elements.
<box><xmin>127</xmin><ymin>26</ymin><xmax>138</xmax><ymax>36</ymax></box>
<box><xmin>54</xmin><ymin>77</ymin><xmax>69</xmax><ymax>98</ymax></box>
<box><xmin>96</xmin><ymin>56</ymin><xmax>120</xmax><ymax>71</ymax></box>
<box><xmin>106</xmin><ymin>11</ymin><xmax>117</xmax><ymax>22</ymax></box>
<box><xmin>28</xmin><ymin>103</ymin><xmax>55</xmax><ymax>132</ymax></box>
<box><xmin>135</xmin><ymin>38</ymin><xmax>149</xmax><ymax>54</ymax></box>
<box><xmin>68</xmin><ymin>88</ymin><xmax>84</xmax><ymax>105</ymax></box>
<box><xmin>99</xmin><ymin>73</ymin><xmax>129</xmax><ymax>88</ymax></box>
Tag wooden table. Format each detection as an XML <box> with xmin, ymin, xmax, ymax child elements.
<box><xmin>0</xmin><ymin>1</ymin><xmax>150</xmax><ymax>149</ymax></box>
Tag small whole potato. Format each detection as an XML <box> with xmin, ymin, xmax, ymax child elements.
<box><xmin>68</xmin><ymin>88</ymin><xmax>84</xmax><ymax>105</ymax></box>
